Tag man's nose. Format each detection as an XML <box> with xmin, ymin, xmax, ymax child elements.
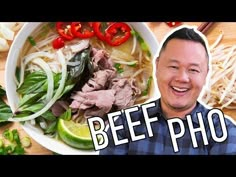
<box><xmin>175</xmin><ymin>70</ymin><xmax>190</xmax><ymax>82</ymax></box>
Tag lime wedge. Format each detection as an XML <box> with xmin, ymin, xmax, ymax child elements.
<box><xmin>57</xmin><ymin>119</ymin><xmax>94</xmax><ymax>150</ymax></box>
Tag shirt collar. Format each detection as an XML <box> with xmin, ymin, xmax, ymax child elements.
<box><xmin>187</xmin><ymin>101</ymin><xmax>209</xmax><ymax>125</ymax></box>
<box><xmin>150</xmin><ymin>98</ymin><xmax>209</xmax><ymax>125</ymax></box>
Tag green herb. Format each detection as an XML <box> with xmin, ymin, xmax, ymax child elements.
<box><xmin>0</xmin><ymin>99</ymin><xmax>12</xmax><ymax>123</ymax></box>
<box><xmin>17</xmin><ymin>103</ymin><xmax>56</xmax><ymax>121</ymax></box>
<box><xmin>142</xmin><ymin>76</ymin><xmax>153</xmax><ymax>96</ymax></box>
<box><xmin>16</xmin><ymin>71</ymin><xmax>60</xmax><ymax>109</ymax></box>
<box><xmin>48</xmin><ymin>22</ymin><xmax>55</xmax><ymax>28</ymax></box>
<box><xmin>15</xmin><ymin>67</ymin><xmax>21</xmax><ymax>84</ymax></box>
<box><xmin>0</xmin><ymin>85</ymin><xmax>5</xmax><ymax>98</ymax></box>
<box><xmin>14</xmin><ymin>48</ymin><xmax>94</xmax><ymax>134</ymax></box>
<box><xmin>18</xmin><ymin>92</ymin><xmax>45</xmax><ymax>108</ymax></box>
<box><xmin>0</xmin><ymin>85</ymin><xmax>11</xmax><ymax>123</ymax></box>
<box><xmin>0</xmin><ymin>139</ymin><xmax>3</xmax><ymax>148</ymax></box>
<box><xmin>17</xmin><ymin>71</ymin><xmax>47</xmax><ymax>95</ymax></box>
<box><xmin>0</xmin><ymin>129</ymin><xmax>30</xmax><ymax>155</ymax></box>
<box><xmin>114</xmin><ymin>63</ymin><xmax>124</xmax><ymax>73</ymax></box>
<box><xmin>3</xmin><ymin>129</ymin><xmax>14</xmax><ymax>142</ymax></box>
<box><xmin>12</xmin><ymin>129</ymin><xmax>21</xmax><ymax>145</ymax></box>
<box><xmin>44</xmin><ymin>121</ymin><xmax>57</xmax><ymax>135</ymax></box>
<box><xmin>127</xmin><ymin>63</ymin><xmax>137</xmax><ymax>67</ymax></box>
<box><xmin>12</xmin><ymin>145</ymin><xmax>25</xmax><ymax>155</ymax></box>
<box><xmin>66</xmin><ymin>47</ymin><xmax>94</xmax><ymax>91</ymax></box>
<box><xmin>68</xmin><ymin>48</ymin><xmax>93</xmax><ymax>83</ymax></box>
<box><xmin>131</xmin><ymin>29</ymin><xmax>151</xmax><ymax>57</ymax></box>
<box><xmin>28</xmin><ymin>36</ymin><xmax>36</xmax><ymax>46</ymax></box>
<box><xmin>59</xmin><ymin>108</ymin><xmax>72</xmax><ymax>121</ymax></box>
<box><xmin>21</xmin><ymin>137</ymin><xmax>31</xmax><ymax>148</ymax></box>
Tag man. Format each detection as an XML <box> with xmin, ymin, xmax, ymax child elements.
<box><xmin>99</xmin><ymin>26</ymin><xmax>236</xmax><ymax>155</ymax></box>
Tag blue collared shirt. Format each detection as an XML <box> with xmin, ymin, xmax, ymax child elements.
<box><xmin>99</xmin><ymin>99</ymin><xmax>236</xmax><ymax>155</ymax></box>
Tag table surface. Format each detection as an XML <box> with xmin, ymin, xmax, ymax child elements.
<box><xmin>0</xmin><ymin>22</ymin><xmax>235</xmax><ymax>154</ymax></box>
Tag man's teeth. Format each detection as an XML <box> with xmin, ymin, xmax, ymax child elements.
<box><xmin>172</xmin><ymin>87</ymin><xmax>188</xmax><ymax>92</ymax></box>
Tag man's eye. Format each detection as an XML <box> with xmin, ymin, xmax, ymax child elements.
<box><xmin>169</xmin><ymin>66</ymin><xmax>178</xmax><ymax>69</ymax></box>
<box><xmin>189</xmin><ymin>69</ymin><xmax>199</xmax><ymax>73</ymax></box>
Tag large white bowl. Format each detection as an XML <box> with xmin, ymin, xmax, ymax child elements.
<box><xmin>5</xmin><ymin>22</ymin><xmax>159</xmax><ymax>155</ymax></box>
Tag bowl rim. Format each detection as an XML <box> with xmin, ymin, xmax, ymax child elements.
<box><xmin>5</xmin><ymin>22</ymin><xmax>159</xmax><ymax>154</ymax></box>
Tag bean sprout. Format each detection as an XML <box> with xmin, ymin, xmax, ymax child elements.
<box><xmin>201</xmin><ymin>31</ymin><xmax>236</xmax><ymax>109</ymax></box>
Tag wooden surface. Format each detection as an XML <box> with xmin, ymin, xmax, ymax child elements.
<box><xmin>0</xmin><ymin>22</ymin><xmax>235</xmax><ymax>155</ymax></box>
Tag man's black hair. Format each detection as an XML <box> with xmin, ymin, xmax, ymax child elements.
<box><xmin>159</xmin><ymin>27</ymin><xmax>209</xmax><ymax>58</ymax></box>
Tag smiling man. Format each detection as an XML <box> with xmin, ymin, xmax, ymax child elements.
<box><xmin>99</xmin><ymin>26</ymin><xmax>236</xmax><ymax>155</ymax></box>
<box><xmin>156</xmin><ymin>28</ymin><xmax>209</xmax><ymax>119</ymax></box>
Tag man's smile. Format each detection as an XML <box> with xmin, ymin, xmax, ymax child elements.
<box><xmin>171</xmin><ymin>86</ymin><xmax>190</xmax><ymax>96</ymax></box>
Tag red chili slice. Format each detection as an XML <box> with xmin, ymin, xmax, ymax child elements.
<box><xmin>71</xmin><ymin>22</ymin><xmax>95</xmax><ymax>39</ymax></box>
<box><xmin>56</xmin><ymin>22</ymin><xmax>74</xmax><ymax>40</ymax></box>
<box><xmin>93</xmin><ymin>22</ymin><xmax>114</xmax><ymax>41</ymax></box>
<box><xmin>166</xmin><ymin>22</ymin><xmax>182</xmax><ymax>27</ymax></box>
<box><xmin>52</xmin><ymin>37</ymin><xmax>65</xmax><ymax>49</ymax></box>
<box><xmin>105</xmin><ymin>22</ymin><xmax>131</xmax><ymax>46</ymax></box>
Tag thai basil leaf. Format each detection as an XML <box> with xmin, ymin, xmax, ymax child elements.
<box><xmin>44</xmin><ymin>121</ymin><xmax>57</xmax><ymax>135</ymax></box>
<box><xmin>59</xmin><ymin>108</ymin><xmax>71</xmax><ymax>121</ymax></box>
<box><xmin>0</xmin><ymin>85</ymin><xmax>5</xmax><ymax>98</ymax></box>
<box><xmin>16</xmin><ymin>102</ymin><xmax>56</xmax><ymax>121</ymax></box>
<box><xmin>33</xmin><ymin>73</ymin><xmax>61</xmax><ymax>94</ymax></box>
<box><xmin>18</xmin><ymin>92</ymin><xmax>45</xmax><ymax>108</ymax></box>
<box><xmin>0</xmin><ymin>99</ymin><xmax>12</xmax><ymax>123</ymax></box>
<box><xmin>67</xmin><ymin>47</ymin><xmax>93</xmax><ymax>84</ymax></box>
<box><xmin>17</xmin><ymin>71</ymin><xmax>47</xmax><ymax>95</ymax></box>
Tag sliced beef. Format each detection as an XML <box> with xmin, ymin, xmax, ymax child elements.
<box><xmin>111</xmin><ymin>78</ymin><xmax>141</xmax><ymax>110</ymax></box>
<box><xmin>92</xmin><ymin>49</ymin><xmax>114</xmax><ymax>70</ymax></box>
<box><xmin>130</xmin><ymin>78</ymin><xmax>142</xmax><ymax>96</ymax></box>
<box><xmin>68</xmin><ymin>47</ymin><xmax>142</xmax><ymax>120</ymax></box>
<box><xmin>82</xmin><ymin>69</ymin><xmax>116</xmax><ymax>92</ymax></box>
<box><xmin>84</xmin><ymin>107</ymin><xmax>107</xmax><ymax>119</ymax></box>
<box><xmin>70</xmin><ymin>90</ymin><xmax>116</xmax><ymax>117</ymax></box>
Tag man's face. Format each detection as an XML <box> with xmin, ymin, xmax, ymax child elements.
<box><xmin>156</xmin><ymin>39</ymin><xmax>208</xmax><ymax>113</ymax></box>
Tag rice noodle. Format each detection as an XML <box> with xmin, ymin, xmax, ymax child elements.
<box><xmin>19</xmin><ymin>51</ymin><xmax>55</xmax><ymax>87</ymax></box>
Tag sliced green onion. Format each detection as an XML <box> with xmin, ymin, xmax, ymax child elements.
<box><xmin>21</xmin><ymin>137</ymin><xmax>31</xmax><ymax>148</ymax></box>
<box><xmin>114</xmin><ymin>63</ymin><xmax>124</xmax><ymax>73</ymax></box>
<box><xmin>3</xmin><ymin>129</ymin><xmax>13</xmax><ymax>142</ymax></box>
<box><xmin>59</xmin><ymin>108</ymin><xmax>72</xmax><ymax>121</ymax></box>
<box><xmin>28</xmin><ymin>36</ymin><xmax>36</xmax><ymax>46</ymax></box>
<box><xmin>142</xmin><ymin>76</ymin><xmax>153</xmax><ymax>96</ymax></box>
<box><xmin>12</xmin><ymin>129</ymin><xmax>21</xmax><ymax>145</ymax></box>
